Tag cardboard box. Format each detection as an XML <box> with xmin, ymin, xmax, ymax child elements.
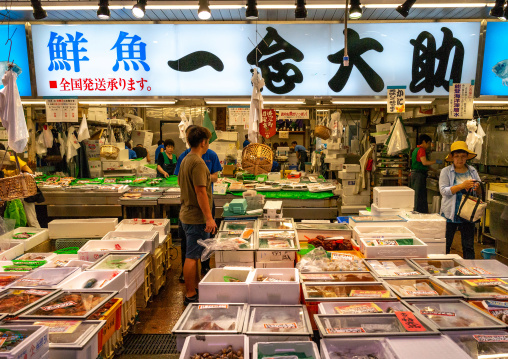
<box><xmin>338</xmin><ymin>171</ymin><xmax>357</xmax><ymax>180</ymax></box>
<box><xmin>342</xmin><ymin>164</ymin><xmax>361</xmax><ymax>173</ymax></box>
<box><xmin>131</xmin><ymin>130</ymin><xmax>154</xmax><ymax>147</ymax></box>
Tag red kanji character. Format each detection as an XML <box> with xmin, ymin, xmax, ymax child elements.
<box><xmin>71</xmin><ymin>78</ymin><xmax>82</xmax><ymax>91</ymax></box>
<box><xmin>119</xmin><ymin>78</ymin><xmax>126</xmax><ymax>90</ymax></box>
<box><xmin>95</xmin><ymin>78</ymin><xmax>107</xmax><ymax>91</ymax></box>
<box><xmin>107</xmin><ymin>78</ymin><xmax>119</xmax><ymax>91</ymax></box>
<box><xmin>60</xmin><ymin>78</ymin><xmax>71</xmax><ymax>91</ymax></box>
<box><xmin>83</xmin><ymin>78</ymin><xmax>94</xmax><ymax>91</ymax></box>
<box><xmin>127</xmin><ymin>78</ymin><xmax>136</xmax><ymax>91</ymax></box>
<box><xmin>136</xmin><ymin>78</ymin><xmax>147</xmax><ymax>90</ymax></box>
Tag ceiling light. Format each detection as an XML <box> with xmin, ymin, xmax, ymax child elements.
<box><xmin>78</xmin><ymin>101</ymin><xmax>176</xmax><ymax>105</ymax></box>
<box><xmin>295</xmin><ymin>0</ymin><xmax>307</xmax><ymax>19</ymax></box>
<box><xmin>349</xmin><ymin>0</ymin><xmax>363</xmax><ymax>19</ymax></box>
<box><xmin>331</xmin><ymin>100</ymin><xmax>433</xmax><ymax>105</ymax></box>
<box><xmin>21</xmin><ymin>100</ymin><xmax>46</xmax><ymax>105</ymax></box>
<box><xmin>30</xmin><ymin>0</ymin><xmax>47</xmax><ymax>20</ymax></box>
<box><xmin>246</xmin><ymin>0</ymin><xmax>258</xmax><ymax>20</ymax></box>
<box><xmin>396</xmin><ymin>0</ymin><xmax>417</xmax><ymax>17</ymax></box>
<box><xmin>205</xmin><ymin>99</ymin><xmax>305</xmax><ymax>105</ymax></box>
<box><xmin>473</xmin><ymin>100</ymin><xmax>508</xmax><ymax>104</ymax></box>
<box><xmin>198</xmin><ymin>0</ymin><xmax>211</xmax><ymax>19</ymax></box>
<box><xmin>97</xmin><ymin>0</ymin><xmax>110</xmax><ymax>19</ymax></box>
<box><xmin>490</xmin><ymin>0</ymin><xmax>505</xmax><ymax>17</ymax></box>
<box><xmin>132</xmin><ymin>0</ymin><xmax>147</xmax><ymax>18</ymax></box>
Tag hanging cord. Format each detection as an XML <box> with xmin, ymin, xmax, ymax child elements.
<box><xmin>344</xmin><ymin>0</ymin><xmax>349</xmax><ymax>64</ymax></box>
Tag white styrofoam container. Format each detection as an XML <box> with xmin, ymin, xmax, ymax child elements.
<box><xmin>102</xmin><ymin>230</ymin><xmax>159</xmax><ymax>254</ymax></box>
<box><xmin>256</xmin><ymin>250</ymin><xmax>296</xmax><ymax>262</ymax></box>
<box><xmin>42</xmin><ymin>254</ymin><xmax>78</xmax><ymax>268</ymax></box>
<box><xmin>342</xmin><ymin>164</ymin><xmax>361</xmax><ymax>173</ymax></box>
<box><xmin>340</xmin><ymin>205</ymin><xmax>366</xmax><ymax>214</ymax></box>
<box><xmin>48</xmin><ymin>218</ymin><xmax>118</xmax><ymax>239</ymax></box>
<box><xmin>425</xmin><ymin>240</ymin><xmax>446</xmax><ymax>255</ymax></box>
<box><xmin>373</xmin><ymin>186</ymin><xmax>414</xmax><ymax>210</ymax></box>
<box><xmin>215</xmin><ymin>250</ymin><xmax>255</xmax><ymax>264</ymax></box>
<box><xmin>215</xmin><ymin>261</ymin><xmax>254</xmax><ymax>269</ymax></box>
<box><xmin>0</xmin><ymin>242</ymin><xmax>25</xmax><ymax>261</ymax></box>
<box><xmin>371</xmin><ymin>203</ymin><xmax>410</xmax><ymax>216</ymax></box>
<box><xmin>0</xmin><ymin>261</ymin><xmax>14</xmax><ymax>272</ymax></box>
<box><xmin>199</xmin><ymin>268</ymin><xmax>252</xmax><ymax>303</ymax></box>
<box><xmin>386</xmin><ymin>336</ymin><xmax>472</xmax><ymax>359</ymax></box>
<box><xmin>255</xmin><ymin>261</ymin><xmax>295</xmax><ymax>268</ymax></box>
<box><xmin>318</xmin><ymin>301</ymin><xmax>409</xmax><ymax>315</ymax></box>
<box><xmin>263</xmin><ymin>201</ymin><xmax>283</xmax><ymax>219</ymax></box>
<box><xmin>401</xmin><ymin>213</ymin><xmax>447</xmax><ymax>240</ymax></box>
<box><xmin>254</xmin><ymin>342</ymin><xmax>320</xmax><ymax>359</ymax></box>
<box><xmin>247</xmin><ymin>268</ymin><xmax>299</xmax><ymax>304</ymax></box>
<box><xmin>342</xmin><ymin>194</ymin><xmax>371</xmax><ymax>206</ymax></box>
<box><xmin>58</xmin><ymin>269</ymin><xmax>127</xmax><ymax>301</ymax></box>
<box><xmin>0</xmin><ymin>325</ymin><xmax>49</xmax><ymax>359</ymax></box>
<box><xmin>78</xmin><ymin>239</ymin><xmax>145</xmax><ymax>262</ymax></box>
<box><xmin>321</xmin><ymin>338</ymin><xmax>398</xmax><ymax>359</ymax></box>
<box><xmin>117</xmin><ymin>218</ymin><xmax>170</xmax><ymax>241</ymax></box>
<box><xmin>338</xmin><ymin>171</ymin><xmax>357</xmax><ymax>180</ymax></box>
<box><xmin>353</xmin><ymin>226</ymin><xmax>416</xmax><ymax>241</ymax></box>
<box><xmin>358</xmin><ymin>237</ymin><xmax>428</xmax><ymax>258</ymax></box>
<box><xmin>1</xmin><ymin>228</ymin><xmax>49</xmax><ymax>251</ymax></box>
<box><xmin>179</xmin><ymin>335</ymin><xmax>249</xmax><ymax>359</ymax></box>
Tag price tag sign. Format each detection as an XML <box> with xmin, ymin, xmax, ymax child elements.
<box><xmin>198</xmin><ymin>304</ymin><xmax>228</xmax><ymax>310</ymax></box>
<box><xmin>420</xmin><ymin>310</ymin><xmax>456</xmax><ymax>317</ymax></box>
<box><xmin>263</xmin><ymin>323</ymin><xmax>298</xmax><ymax>329</ymax></box>
<box><xmin>465</xmin><ymin>278</ymin><xmax>508</xmax><ymax>287</ymax></box>
<box><xmin>46</xmin><ymin>99</ymin><xmax>78</xmax><ymax>123</ymax></box>
<box><xmin>395</xmin><ymin>311</ymin><xmax>427</xmax><ymax>332</ymax></box>
<box><xmin>326</xmin><ymin>327</ymin><xmax>365</xmax><ymax>334</ymax></box>
<box><xmin>474</xmin><ymin>335</ymin><xmax>508</xmax><ymax>343</ymax></box>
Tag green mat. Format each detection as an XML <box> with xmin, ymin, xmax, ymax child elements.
<box><xmin>230</xmin><ymin>190</ymin><xmax>335</xmax><ymax>199</ymax></box>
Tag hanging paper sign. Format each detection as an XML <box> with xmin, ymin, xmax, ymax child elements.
<box><xmin>278</xmin><ymin>110</ymin><xmax>309</xmax><ymax>119</ymax></box>
<box><xmin>387</xmin><ymin>86</ymin><xmax>406</xmax><ymax>113</ymax></box>
<box><xmin>449</xmin><ymin>82</ymin><xmax>474</xmax><ymax>119</ymax></box>
<box><xmin>279</xmin><ymin>131</ymin><xmax>289</xmax><ymax>139</ymax></box>
<box><xmin>46</xmin><ymin>99</ymin><xmax>79</xmax><ymax>123</ymax></box>
<box><xmin>260</xmin><ymin>109</ymin><xmax>277</xmax><ymax>139</ymax></box>
<box><xmin>228</xmin><ymin>106</ymin><xmax>249</xmax><ymax>126</ymax></box>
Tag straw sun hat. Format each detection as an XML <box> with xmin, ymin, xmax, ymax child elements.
<box><xmin>445</xmin><ymin>141</ymin><xmax>477</xmax><ymax>162</ymax></box>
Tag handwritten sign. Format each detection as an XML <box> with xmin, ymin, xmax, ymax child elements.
<box><xmin>449</xmin><ymin>82</ymin><xmax>474</xmax><ymax>119</ymax></box>
<box><xmin>326</xmin><ymin>327</ymin><xmax>365</xmax><ymax>334</ymax></box>
<box><xmin>387</xmin><ymin>86</ymin><xmax>405</xmax><ymax>113</ymax></box>
<box><xmin>46</xmin><ymin>99</ymin><xmax>78</xmax><ymax>123</ymax></box>
<box><xmin>278</xmin><ymin>110</ymin><xmax>309</xmax><ymax>119</ymax></box>
<box><xmin>465</xmin><ymin>278</ymin><xmax>508</xmax><ymax>287</ymax></box>
<box><xmin>198</xmin><ymin>304</ymin><xmax>228</xmax><ymax>309</ymax></box>
<box><xmin>228</xmin><ymin>106</ymin><xmax>249</xmax><ymax>126</ymax></box>
<box><xmin>395</xmin><ymin>311</ymin><xmax>427</xmax><ymax>332</ymax></box>
<box><xmin>260</xmin><ymin>109</ymin><xmax>276</xmax><ymax>139</ymax></box>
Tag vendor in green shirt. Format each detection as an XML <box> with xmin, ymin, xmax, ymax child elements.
<box><xmin>157</xmin><ymin>139</ymin><xmax>177</xmax><ymax>178</ymax></box>
<box><xmin>410</xmin><ymin>134</ymin><xmax>442</xmax><ymax>213</ymax></box>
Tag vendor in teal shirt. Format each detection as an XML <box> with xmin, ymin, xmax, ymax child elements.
<box><xmin>157</xmin><ymin>139</ymin><xmax>177</xmax><ymax>178</ymax></box>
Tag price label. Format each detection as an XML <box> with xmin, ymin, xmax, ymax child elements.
<box><xmin>326</xmin><ymin>327</ymin><xmax>365</xmax><ymax>334</ymax></box>
<box><xmin>34</xmin><ymin>320</ymin><xmax>81</xmax><ymax>334</ymax></box>
<box><xmin>420</xmin><ymin>310</ymin><xmax>456</xmax><ymax>317</ymax></box>
<box><xmin>350</xmin><ymin>290</ymin><xmax>390</xmax><ymax>298</ymax></box>
<box><xmin>474</xmin><ymin>335</ymin><xmax>508</xmax><ymax>343</ymax></box>
<box><xmin>405</xmin><ymin>290</ymin><xmax>439</xmax><ymax>296</ymax></box>
<box><xmin>301</xmin><ymin>274</ymin><xmax>334</xmax><ymax>280</ymax></box>
<box><xmin>41</xmin><ymin>301</ymin><xmax>77</xmax><ymax>311</ymax></box>
<box><xmin>469</xmin><ymin>267</ymin><xmax>492</xmax><ymax>275</ymax></box>
<box><xmin>395</xmin><ymin>311</ymin><xmax>427</xmax><ymax>332</ymax></box>
<box><xmin>331</xmin><ymin>253</ymin><xmax>355</xmax><ymax>261</ymax></box>
<box><xmin>456</xmin><ymin>267</ymin><xmax>476</xmax><ymax>275</ymax></box>
<box><xmin>25</xmin><ymin>290</ymin><xmax>51</xmax><ymax>296</ymax></box>
<box><xmin>394</xmin><ymin>271</ymin><xmax>421</xmax><ymax>276</ymax></box>
<box><xmin>198</xmin><ymin>304</ymin><xmax>228</xmax><ymax>310</ymax></box>
<box><xmin>263</xmin><ymin>323</ymin><xmax>298</xmax><ymax>329</ymax></box>
<box><xmin>465</xmin><ymin>278</ymin><xmax>508</xmax><ymax>287</ymax></box>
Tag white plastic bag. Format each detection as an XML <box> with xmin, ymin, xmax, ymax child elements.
<box><xmin>386</xmin><ymin>117</ymin><xmax>410</xmax><ymax>156</ymax></box>
<box><xmin>198</xmin><ymin>237</ymin><xmax>247</xmax><ymax>262</ymax></box>
<box><xmin>35</xmin><ymin>133</ymin><xmax>47</xmax><ymax>156</ymax></box>
<box><xmin>0</xmin><ymin>71</ymin><xmax>28</xmax><ymax>153</ymax></box>
<box><xmin>42</xmin><ymin>125</ymin><xmax>53</xmax><ymax>148</ymax></box>
<box><xmin>77</xmin><ymin>114</ymin><xmax>90</xmax><ymax>142</ymax></box>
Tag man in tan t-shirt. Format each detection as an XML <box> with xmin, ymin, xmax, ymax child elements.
<box><xmin>178</xmin><ymin>126</ymin><xmax>217</xmax><ymax>305</ymax></box>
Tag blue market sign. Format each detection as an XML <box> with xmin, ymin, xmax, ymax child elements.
<box><xmin>481</xmin><ymin>22</ymin><xmax>508</xmax><ymax>96</ymax></box>
<box><xmin>31</xmin><ymin>23</ymin><xmax>480</xmax><ymax>97</ymax></box>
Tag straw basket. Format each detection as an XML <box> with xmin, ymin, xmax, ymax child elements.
<box><xmin>314</xmin><ymin>125</ymin><xmax>331</xmax><ymax>140</ymax></box>
<box><xmin>100</xmin><ymin>145</ymin><xmax>120</xmax><ymax>160</ymax></box>
<box><xmin>0</xmin><ymin>153</ymin><xmax>37</xmax><ymax>201</ymax></box>
<box><xmin>242</xmin><ymin>143</ymin><xmax>273</xmax><ymax>175</ymax></box>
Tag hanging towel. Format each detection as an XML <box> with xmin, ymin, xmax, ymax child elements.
<box><xmin>0</xmin><ymin>71</ymin><xmax>28</xmax><ymax>153</ymax></box>
<box><xmin>77</xmin><ymin>114</ymin><xmax>90</xmax><ymax>142</ymax></box>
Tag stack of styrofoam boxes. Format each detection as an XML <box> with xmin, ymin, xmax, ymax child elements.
<box><xmin>324</xmin><ymin>141</ymin><xmax>347</xmax><ymax>171</ymax></box>
<box><xmin>400</xmin><ymin>212</ymin><xmax>446</xmax><ymax>255</ymax></box>
<box><xmin>339</xmin><ymin>164</ymin><xmax>370</xmax><ymax>213</ymax></box>
<box><xmin>131</xmin><ymin>130</ymin><xmax>154</xmax><ymax>148</ymax></box>
<box><xmin>117</xmin><ymin>218</ymin><xmax>170</xmax><ymax>246</ymax></box>
<box><xmin>263</xmin><ymin>201</ymin><xmax>283</xmax><ymax>219</ymax></box>
<box><xmin>372</xmin><ymin>122</ymin><xmax>392</xmax><ymax>144</ymax></box>
<box><xmin>199</xmin><ymin>267</ymin><xmax>252</xmax><ymax>303</ymax></box>
<box><xmin>210</xmin><ymin>132</ymin><xmax>238</xmax><ymax>166</ymax></box>
<box><xmin>246</xmin><ymin>268</ymin><xmax>299</xmax><ymax>304</ymax></box>
<box><xmin>0</xmin><ymin>227</ymin><xmax>49</xmax><ymax>251</ymax></box>
<box><xmin>371</xmin><ymin>186</ymin><xmax>414</xmax><ymax>216</ymax></box>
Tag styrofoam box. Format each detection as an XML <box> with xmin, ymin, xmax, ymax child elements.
<box><xmin>78</xmin><ymin>239</ymin><xmax>145</xmax><ymax>262</ymax></box>
<box><xmin>373</xmin><ymin>186</ymin><xmax>414</xmax><ymax>209</ymax></box>
<box><xmin>102</xmin><ymin>230</ymin><xmax>159</xmax><ymax>254</ymax></box>
<box><xmin>180</xmin><ymin>335</ymin><xmax>249</xmax><ymax>359</ymax></box>
<box><xmin>0</xmin><ymin>260</ymin><xmax>13</xmax><ymax>272</ymax></box>
<box><xmin>358</xmin><ymin>237</ymin><xmax>428</xmax><ymax>258</ymax></box>
<box><xmin>117</xmin><ymin>218</ymin><xmax>170</xmax><ymax>241</ymax></box>
<box><xmin>215</xmin><ymin>250</ymin><xmax>255</xmax><ymax>264</ymax></box>
<box><xmin>42</xmin><ymin>254</ymin><xmax>78</xmax><ymax>268</ymax></box>
<box><xmin>342</xmin><ymin>179</ymin><xmax>358</xmax><ymax>188</ymax></box>
<box><xmin>15</xmin><ymin>252</ymin><xmax>57</xmax><ymax>263</ymax></box>
<box><xmin>215</xmin><ymin>261</ymin><xmax>254</xmax><ymax>269</ymax></box>
<box><xmin>341</xmin><ymin>186</ymin><xmax>369</xmax><ymax>197</ymax></box>
<box><xmin>425</xmin><ymin>240</ymin><xmax>446</xmax><ymax>255</ymax></box>
<box><xmin>325</xmin><ymin>157</ymin><xmax>346</xmax><ymax>165</ymax></box>
<box><xmin>321</xmin><ymin>338</ymin><xmax>397</xmax><ymax>359</ymax></box>
<box><xmin>358</xmin><ymin>210</ymin><xmax>371</xmax><ymax>216</ymax></box>
<box><xmin>342</xmin><ymin>164</ymin><xmax>361</xmax><ymax>173</ymax></box>
<box><xmin>58</xmin><ymin>269</ymin><xmax>127</xmax><ymax>301</ymax></box>
<box><xmin>338</xmin><ymin>171</ymin><xmax>357</xmax><ymax>180</ymax></box>
<box><xmin>255</xmin><ymin>261</ymin><xmax>295</xmax><ymax>268</ymax></box>
<box><xmin>386</xmin><ymin>336</ymin><xmax>472</xmax><ymax>359</ymax></box>
<box><xmin>48</xmin><ymin>218</ymin><xmax>118</xmax><ymax>239</ymax></box>
<box><xmin>318</xmin><ymin>301</ymin><xmax>409</xmax><ymax>315</ymax></box>
<box><xmin>371</xmin><ymin>203</ymin><xmax>410</xmax><ymax>216</ymax></box>
<box><xmin>342</xmin><ymin>194</ymin><xmax>371</xmax><ymax>206</ymax></box>
<box><xmin>247</xmin><ymin>268</ymin><xmax>299</xmax><ymax>304</ymax></box>
<box><xmin>256</xmin><ymin>250</ymin><xmax>296</xmax><ymax>262</ymax></box>
<box><xmin>1</xmin><ymin>227</ymin><xmax>49</xmax><ymax>251</ymax></box>
<box><xmin>376</xmin><ymin>123</ymin><xmax>393</xmax><ymax>133</ymax></box>
<box><xmin>353</xmin><ymin>226</ymin><xmax>416</xmax><ymax>241</ymax></box>
<box><xmin>0</xmin><ymin>242</ymin><xmax>25</xmax><ymax>261</ymax></box>
<box><xmin>340</xmin><ymin>205</ymin><xmax>366</xmax><ymax>214</ymax></box>
<box><xmin>0</xmin><ymin>325</ymin><xmax>49</xmax><ymax>359</ymax></box>
<box><xmin>254</xmin><ymin>342</ymin><xmax>320</xmax><ymax>359</ymax></box>
<box><xmin>64</xmin><ymin>259</ymin><xmax>95</xmax><ymax>270</ymax></box>
<box><xmin>401</xmin><ymin>213</ymin><xmax>447</xmax><ymax>240</ymax></box>
<box><xmin>296</xmin><ymin>228</ymin><xmax>352</xmax><ymax>243</ymax></box>
<box><xmin>199</xmin><ymin>268</ymin><xmax>252</xmax><ymax>303</ymax></box>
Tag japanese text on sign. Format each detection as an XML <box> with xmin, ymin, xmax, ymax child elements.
<box><xmin>278</xmin><ymin>110</ymin><xmax>309</xmax><ymax>119</ymax></box>
<box><xmin>449</xmin><ymin>82</ymin><xmax>474</xmax><ymax>119</ymax></box>
<box><xmin>46</xmin><ymin>99</ymin><xmax>78</xmax><ymax>123</ymax></box>
<box><xmin>395</xmin><ymin>311</ymin><xmax>427</xmax><ymax>332</ymax></box>
<box><xmin>260</xmin><ymin>109</ymin><xmax>276</xmax><ymax>139</ymax></box>
<box><xmin>387</xmin><ymin>86</ymin><xmax>406</xmax><ymax>113</ymax></box>
<box><xmin>228</xmin><ymin>107</ymin><xmax>249</xmax><ymax>126</ymax></box>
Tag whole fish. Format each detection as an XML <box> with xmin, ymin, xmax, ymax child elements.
<box><xmin>492</xmin><ymin>59</ymin><xmax>508</xmax><ymax>86</ymax></box>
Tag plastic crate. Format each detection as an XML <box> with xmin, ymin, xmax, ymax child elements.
<box><xmin>95</xmin><ymin>298</ymin><xmax>122</xmax><ymax>352</ymax></box>
<box><xmin>121</xmin><ymin>295</ymin><xmax>137</xmax><ymax>335</ymax></box>
<box><xmin>163</xmin><ymin>234</ymin><xmax>172</xmax><ymax>270</ymax></box>
<box><xmin>101</xmin><ymin>329</ymin><xmax>123</xmax><ymax>359</ymax></box>
<box><xmin>55</xmin><ymin>238</ymin><xmax>98</xmax><ymax>250</ymax></box>
<box><xmin>153</xmin><ymin>247</ymin><xmax>164</xmax><ymax>278</ymax></box>
<box><xmin>153</xmin><ymin>271</ymin><xmax>166</xmax><ymax>296</ymax></box>
<box><xmin>136</xmin><ymin>272</ymin><xmax>152</xmax><ymax>309</ymax></box>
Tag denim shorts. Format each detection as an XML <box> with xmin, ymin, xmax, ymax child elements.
<box><xmin>181</xmin><ymin>222</ymin><xmax>210</xmax><ymax>259</ymax></box>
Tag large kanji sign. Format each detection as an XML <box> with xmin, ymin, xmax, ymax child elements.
<box><xmin>260</xmin><ymin>109</ymin><xmax>276</xmax><ymax>139</ymax></box>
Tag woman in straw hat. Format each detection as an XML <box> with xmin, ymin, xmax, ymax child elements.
<box><xmin>439</xmin><ymin>141</ymin><xmax>481</xmax><ymax>259</ymax></box>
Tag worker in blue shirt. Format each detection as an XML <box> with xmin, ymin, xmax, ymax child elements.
<box><xmin>291</xmin><ymin>141</ymin><xmax>308</xmax><ymax>171</ymax></box>
<box><xmin>154</xmin><ymin>140</ymin><xmax>164</xmax><ymax>163</ymax></box>
<box><xmin>242</xmin><ymin>134</ymin><xmax>250</xmax><ymax>148</ymax></box>
<box><xmin>174</xmin><ymin>125</ymin><xmax>222</xmax><ymax>282</ymax></box>
<box><xmin>125</xmin><ymin>141</ymin><xmax>137</xmax><ymax>159</ymax></box>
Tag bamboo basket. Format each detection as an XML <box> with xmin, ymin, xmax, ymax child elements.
<box><xmin>242</xmin><ymin>143</ymin><xmax>273</xmax><ymax>175</ymax></box>
<box><xmin>0</xmin><ymin>152</ymin><xmax>37</xmax><ymax>201</ymax></box>
<box><xmin>100</xmin><ymin>121</ymin><xmax>120</xmax><ymax>160</ymax></box>
<box><xmin>314</xmin><ymin>125</ymin><xmax>331</xmax><ymax>140</ymax></box>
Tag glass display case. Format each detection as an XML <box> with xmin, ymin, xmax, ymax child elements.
<box><xmin>12</xmin><ymin>267</ymin><xmax>79</xmax><ymax>288</ymax></box>
<box><xmin>87</xmin><ymin>253</ymin><xmax>148</xmax><ymax>271</ymax></box>
<box><xmin>446</xmin><ymin>330</ymin><xmax>508</xmax><ymax>359</ymax></box>
<box><xmin>384</xmin><ymin>278</ymin><xmax>461</xmax><ymax>299</ymax></box>
<box><xmin>321</xmin><ymin>338</ymin><xmax>399</xmax><ymax>359</ymax></box>
<box><xmin>458</xmin><ymin>259</ymin><xmax>508</xmax><ymax>278</ymax></box>
<box><xmin>440</xmin><ymin>278</ymin><xmax>508</xmax><ymax>300</ymax></box>
<box><xmin>219</xmin><ymin>220</ymin><xmax>257</xmax><ymax>232</ymax></box>
<box><xmin>258</xmin><ymin>219</ymin><xmax>295</xmax><ymax>231</ymax></box>
<box><xmin>302</xmin><ymin>283</ymin><xmax>397</xmax><ymax>302</ymax></box>
<box><xmin>318</xmin><ymin>301</ymin><xmax>410</xmax><ymax>315</ymax></box>
<box><xmin>410</xmin><ymin>258</ymin><xmax>478</xmax><ymax>277</ymax></box>
<box><xmin>0</xmin><ymin>288</ymin><xmax>59</xmax><ymax>316</ymax></box>
<box><xmin>365</xmin><ymin>259</ymin><xmax>427</xmax><ymax>279</ymax></box>
<box><xmin>243</xmin><ymin>305</ymin><xmax>312</xmax><ymax>336</ymax></box>
<box><xmin>300</xmin><ymin>272</ymin><xmax>378</xmax><ymax>283</ymax></box>
<box><xmin>257</xmin><ymin>231</ymin><xmax>299</xmax><ymax>250</ymax></box>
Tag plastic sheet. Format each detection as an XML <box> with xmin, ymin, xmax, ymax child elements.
<box><xmin>386</xmin><ymin>118</ymin><xmax>410</xmax><ymax>156</ymax></box>
<box><xmin>198</xmin><ymin>237</ymin><xmax>248</xmax><ymax>261</ymax></box>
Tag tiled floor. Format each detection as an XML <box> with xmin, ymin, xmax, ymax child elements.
<box><xmin>116</xmin><ymin>233</ymin><xmax>491</xmax><ymax>358</ymax></box>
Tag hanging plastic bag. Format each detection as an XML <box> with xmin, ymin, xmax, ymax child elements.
<box><xmin>35</xmin><ymin>133</ymin><xmax>47</xmax><ymax>156</ymax></box>
<box><xmin>386</xmin><ymin>117</ymin><xmax>410</xmax><ymax>156</ymax></box>
<box><xmin>197</xmin><ymin>237</ymin><xmax>248</xmax><ymax>262</ymax></box>
<box><xmin>42</xmin><ymin>125</ymin><xmax>53</xmax><ymax>148</ymax></box>
<box><xmin>65</xmin><ymin>126</ymin><xmax>79</xmax><ymax>162</ymax></box>
<box><xmin>0</xmin><ymin>71</ymin><xmax>28</xmax><ymax>153</ymax></box>
<box><xmin>4</xmin><ymin>199</ymin><xmax>27</xmax><ymax>228</ymax></box>
<box><xmin>77</xmin><ymin>114</ymin><xmax>90</xmax><ymax>142</ymax></box>
<box><xmin>0</xmin><ymin>217</ymin><xmax>15</xmax><ymax>237</ymax></box>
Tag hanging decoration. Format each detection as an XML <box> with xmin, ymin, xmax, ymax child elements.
<box><xmin>248</xmin><ymin>68</ymin><xmax>264</xmax><ymax>144</ymax></box>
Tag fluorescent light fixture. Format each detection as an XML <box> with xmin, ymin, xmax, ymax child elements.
<box><xmin>316</xmin><ymin>109</ymin><xmax>330</xmax><ymax>112</ymax></box>
<box><xmin>79</xmin><ymin>101</ymin><xmax>176</xmax><ymax>105</ymax></box>
<box><xmin>331</xmin><ymin>100</ymin><xmax>433</xmax><ymax>105</ymax></box>
<box><xmin>474</xmin><ymin>100</ymin><xmax>508</xmax><ymax>104</ymax></box>
<box><xmin>206</xmin><ymin>100</ymin><xmax>305</xmax><ymax>105</ymax></box>
<box><xmin>21</xmin><ymin>100</ymin><xmax>46</xmax><ymax>105</ymax></box>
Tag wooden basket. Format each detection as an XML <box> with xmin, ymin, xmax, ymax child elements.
<box><xmin>242</xmin><ymin>143</ymin><xmax>273</xmax><ymax>175</ymax></box>
<box><xmin>100</xmin><ymin>145</ymin><xmax>120</xmax><ymax>160</ymax></box>
<box><xmin>0</xmin><ymin>153</ymin><xmax>37</xmax><ymax>201</ymax></box>
<box><xmin>314</xmin><ymin>125</ymin><xmax>331</xmax><ymax>140</ymax></box>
